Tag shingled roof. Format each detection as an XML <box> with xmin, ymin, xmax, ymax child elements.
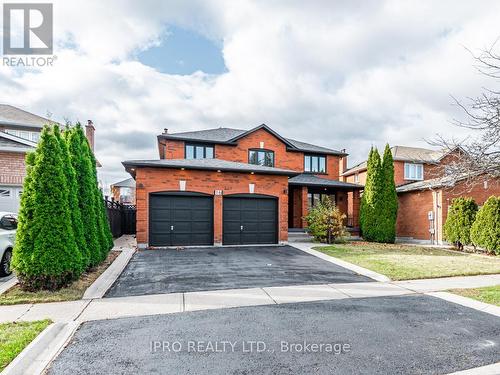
<box><xmin>343</xmin><ymin>146</ymin><xmax>451</xmax><ymax>176</ymax></box>
<box><xmin>288</xmin><ymin>173</ymin><xmax>363</xmax><ymax>189</ymax></box>
<box><xmin>396</xmin><ymin>175</ymin><xmax>457</xmax><ymax>193</ymax></box>
<box><xmin>123</xmin><ymin>158</ymin><xmax>299</xmax><ymax>177</ymax></box>
<box><xmin>158</xmin><ymin>124</ymin><xmax>347</xmax><ymax>156</ymax></box>
<box><xmin>111</xmin><ymin>177</ymin><xmax>136</xmax><ymax>188</ymax></box>
<box><xmin>0</xmin><ymin>104</ymin><xmax>56</xmax><ymax>128</ymax></box>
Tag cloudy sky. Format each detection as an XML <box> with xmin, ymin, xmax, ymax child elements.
<box><xmin>1</xmin><ymin>0</ymin><xmax>499</xmax><ymax>190</ymax></box>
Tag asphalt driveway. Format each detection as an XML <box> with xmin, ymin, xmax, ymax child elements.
<box><xmin>105</xmin><ymin>245</ymin><xmax>371</xmax><ymax>298</ymax></box>
<box><xmin>48</xmin><ymin>294</ymin><xmax>500</xmax><ymax>374</ymax></box>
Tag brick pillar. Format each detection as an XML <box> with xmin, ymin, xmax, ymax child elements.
<box><xmin>301</xmin><ymin>186</ymin><xmax>308</xmax><ymax>228</ymax></box>
<box><xmin>135</xmin><ymin>175</ymin><xmax>148</xmax><ymax>248</ymax></box>
<box><xmin>214</xmin><ymin>194</ymin><xmax>223</xmax><ymax>245</ymax></box>
<box><xmin>279</xmin><ymin>193</ymin><xmax>289</xmax><ymax>243</ymax></box>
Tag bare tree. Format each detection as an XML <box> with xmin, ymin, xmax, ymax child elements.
<box><xmin>431</xmin><ymin>43</ymin><xmax>500</xmax><ymax>183</ymax></box>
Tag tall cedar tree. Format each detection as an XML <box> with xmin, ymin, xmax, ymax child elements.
<box><xmin>471</xmin><ymin>196</ymin><xmax>500</xmax><ymax>254</ymax></box>
<box><xmin>359</xmin><ymin>147</ymin><xmax>383</xmax><ymax>241</ymax></box>
<box><xmin>11</xmin><ymin>152</ymin><xmax>37</xmax><ymax>278</ymax></box>
<box><xmin>379</xmin><ymin>144</ymin><xmax>398</xmax><ymax>243</ymax></box>
<box><xmin>67</xmin><ymin>124</ymin><xmax>102</xmax><ymax>267</ymax></box>
<box><xmin>444</xmin><ymin>197</ymin><xmax>478</xmax><ymax>250</ymax></box>
<box><xmin>359</xmin><ymin>148</ymin><xmax>373</xmax><ymax>233</ymax></box>
<box><xmin>55</xmin><ymin>125</ymin><xmax>90</xmax><ymax>269</ymax></box>
<box><xmin>17</xmin><ymin>126</ymin><xmax>82</xmax><ymax>290</ymax></box>
<box><xmin>82</xmin><ymin>130</ymin><xmax>114</xmax><ymax>258</ymax></box>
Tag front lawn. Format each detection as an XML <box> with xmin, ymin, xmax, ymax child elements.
<box><xmin>315</xmin><ymin>242</ymin><xmax>500</xmax><ymax>280</ymax></box>
<box><xmin>0</xmin><ymin>319</ymin><xmax>51</xmax><ymax>371</ymax></box>
<box><xmin>0</xmin><ymin>251</ymin><xmax>119</xmax><ymax>306</ymax></box>
<box><xmin>450</xmin><ymin>285</ymin><xmax>500</xmax><ymax>306</ymax></box>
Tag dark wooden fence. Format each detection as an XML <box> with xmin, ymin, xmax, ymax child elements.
<box><xmin>104</xmin><ymin>196</ymin><xmax>136</xmax><ymax>238</ymax></box>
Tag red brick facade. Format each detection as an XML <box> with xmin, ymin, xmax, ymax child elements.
<box><xmin>135</xmin><ymin>167</ymin><xmax>289</xmax><ymax>245</ymax></box>
<box><xmin>0</xmin><ymin>151</ymin><xmax>26</xmax><ymax>185</ymax></box>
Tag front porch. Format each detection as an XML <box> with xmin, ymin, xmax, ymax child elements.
<box><xmin>287</xmin><ymin>174</ymin><xmax>362</xmax><ymax>233</ymax></box>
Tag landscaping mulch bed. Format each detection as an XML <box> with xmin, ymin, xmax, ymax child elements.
<box><xmin>0</xmin><ymin>251</ymin><xmax>119</xmax><ymax>305</ymax></box>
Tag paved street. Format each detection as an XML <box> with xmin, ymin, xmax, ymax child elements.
<box><xmin>47</xmin><ymin>294</ymin><xmax>500</xmax><ymax>375</ymax></box>
<box><xmin>105</xmin><ymin>245</ymin><xmax>371</xmax><ymax>298</ymax></box>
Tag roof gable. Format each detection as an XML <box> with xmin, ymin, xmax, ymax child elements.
<box><xmin>227</xmin><ymin>124</ymin><xmax>296</xmax><ymax>148</ymax></box>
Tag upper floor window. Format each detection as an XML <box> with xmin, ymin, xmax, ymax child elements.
<box><xmin>185</xmin><ymin>143</ymin><xmax>214</xmax><ymax>159</ymax></box>
<box><xmin>404</xmin><ymin>162</ymin><xmax>423</xmax><ymax>180</ymax></box>
<box><xmin>304</xmin><ymin>154</ymin><xmax>326</xmax><ymax>173</ymax></box>
<box><xmin>248</xmin><ymin>149</ymin><xmax>274</xmax><ymax>167</ymax></box>
<box><xmin>5</xmin><ymin>129</ymin><xmax>40</xmax><ymax>142</ymax></box>
<box><xmin>354</xmin><ymin>173</ymin><xmax>359</xmax><ymax>183</ymax></box>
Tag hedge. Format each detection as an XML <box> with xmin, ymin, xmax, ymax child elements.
<box><xmin>471</xmin><ymin>196</ymin><xmax>500</xmax><ymax>254</ymax></box>
<box><xmin>444</xmin><ymin>197</ymin><xmax>478</xmax><ymax>250</ymax></box>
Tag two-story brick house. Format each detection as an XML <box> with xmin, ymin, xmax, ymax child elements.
<box><xmin>122</xmin><ymin>124</ymin><xmax>362</xmax><ymax>248</ymax></box>
<box><xmin>0</xmin><ymin>104</ymin><xmax>99</xmax><ymax>212</ymax></box>
<box><xmin>342</xmin><ymin>145</ymin><xmax>499</xmax><ymax>243</ymax></box>
<box><xmin>0</xmin><ymin>104</ymin><xmax>51</xmax><ymax>212</ymax></box>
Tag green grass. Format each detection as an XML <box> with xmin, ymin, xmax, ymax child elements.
<box><xmin>0</xmin><ymin>319</ymin><xmax>51</xmax><ymax>371</ymax></box>
<box><xmin>315</xmin><ymin>242</ymin><xmax>500</xmax><ymax>280</ymax></box>
<box><xmin>0</xmin><ymin>251</ymin><xmax>118</xmax><ymax>306</ymax></box>
<box><xmin>450</xmin><ymin>285</ymin><xmax>500</xmax><ymax>306</ymax></box>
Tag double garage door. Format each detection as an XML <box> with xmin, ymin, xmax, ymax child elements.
<box><xmin>149</xmin><ymin>193</ymin><xmax>278</xmax><ymax>247</ymax></box>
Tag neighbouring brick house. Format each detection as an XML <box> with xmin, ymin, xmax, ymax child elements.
<box><xmin>396</xmin><ymin>176</ymin><xmax>499</xmax><ymax>244</ymax></box>
<box><xmin>0</xmin><ymin>104</ymin><xmax>50</xmax><ymax>212</ymax></box>
<box><xmin>110</xmin><ymin>177</ymin><xmax>136</xmax><ymax>204</ymax></box>
<box><xmin>342</xmin><ymin>145</ymin><xmax>500</xmax><ymax>243</ymax></box>
<box><xmin>0</xmin><ymin>104</ymin><xmax>98</xmax><ymax>212</ymax></box>
<box><xmin>122</xmin><ymin>124</ymin><xmax>362</xmax><ymax>248</ymax></box>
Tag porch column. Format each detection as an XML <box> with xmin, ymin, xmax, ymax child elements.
<box><xmin>301</xmin><ymin>186</ymin><xmax>308</xmax><ymax>228</ymax></box>
<box><xmin>352</xmin><ymin>190</ymin><xmax>360</xmax><ymax>227</ymax></box>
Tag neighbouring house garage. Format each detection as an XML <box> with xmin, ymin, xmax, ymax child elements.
<box><xmin>223</xmin><ymin>195</ymin><xmax>278</xmax><ymax>245</ymax></box>
<box><xmin>122</xmin><ymin>159</ymin><xmax>296</xmax><ymax>248</ymax></box>
<box><xmin>149</xmin><ymin>193</ymin><xmax>213</xmax><ymax>246</ymax></box>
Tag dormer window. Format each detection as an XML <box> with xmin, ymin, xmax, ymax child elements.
<box><xmin>185</xmin><ymin>143</ymin><xmax>214</xmax><ymax>159</ymax></box>
<box><xmin>249</xmin><ymin>149</ymin><xmax>274</xmax><ymax>167</ymax></box>
<box><xmin>404</xmin><ymin>162</ymin><xmax>423</xmax><ymax>180</ymax></box>
<box><xmin>304</xmin><ymin>154</ymin><xmax>326</xmax><ymax>173</ymax></box>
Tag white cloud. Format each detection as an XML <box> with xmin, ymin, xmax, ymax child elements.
<box><xmin>0</xmin><ymin>0</ymin><xmax>499</xmax><ymax>190</ymax></box>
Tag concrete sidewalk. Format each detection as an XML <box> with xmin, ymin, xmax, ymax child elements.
<box><xmin>1</xmin><ymin>274</ymin><xmax>499</xmax><ymax>323</ymax></box>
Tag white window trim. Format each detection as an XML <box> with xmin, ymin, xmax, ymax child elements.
<box><xmin>404</xmin><ymin>162</ymin><xmax>424</xmax><ymax>180</ymax></box>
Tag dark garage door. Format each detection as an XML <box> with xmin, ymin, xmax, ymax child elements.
<box><xmin>149</xmin><ymin>193</ymin><xmax>213</xmax><ymax>246</ymax></box>
<box><xmin>223</xmin><ymin>195</ymin><xmax>278</xmax><ymax>245</ymax></box>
